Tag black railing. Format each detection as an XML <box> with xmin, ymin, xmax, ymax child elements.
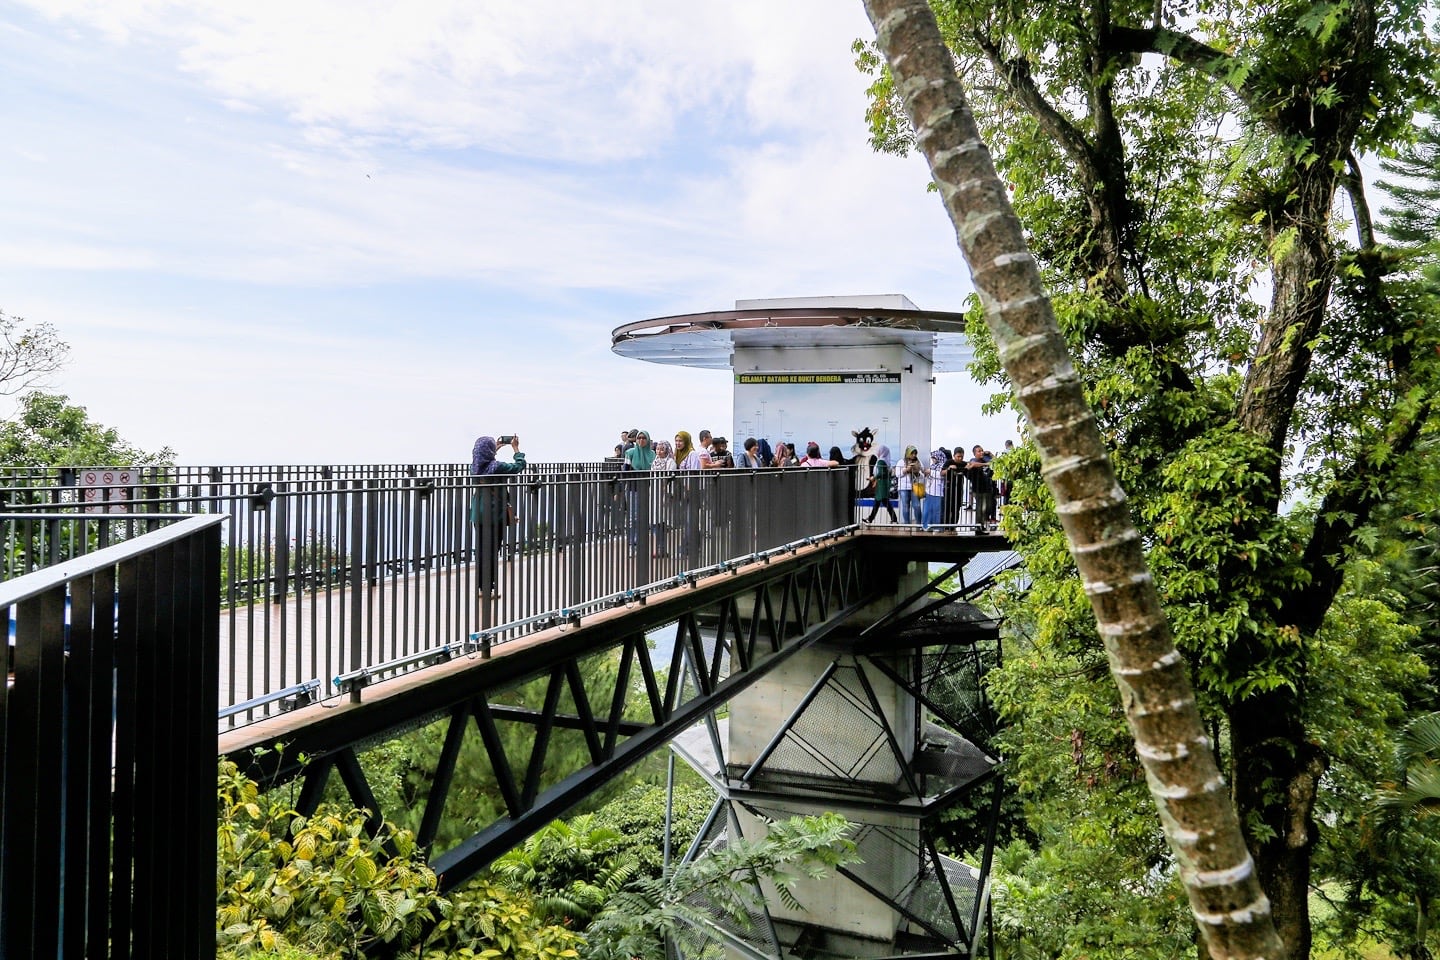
<box><xmin>4</xmin><ymin>465</ymin><xmax>860</xmax><ymax>727</ymax></box>
<box><xmin>0</xmin><ymin>514</ymin><xmax>222</xmax><ymax>960</ymax></box>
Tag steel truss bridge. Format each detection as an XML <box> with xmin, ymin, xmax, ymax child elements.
<box><xmin>2</xmin><ymin>462</ymin><xmax>1016</xmax><ymax>960</ymax></box>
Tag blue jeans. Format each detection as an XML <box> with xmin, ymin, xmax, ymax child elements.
<box><xmin>899</xmin><ymin>487</ymin><xmax>920</xmax><ymax>524</ymax></box>
<box><xmin>923</xmin><ymin>495</ymin><xmax>942</xmax><ymax>529</ymax></box>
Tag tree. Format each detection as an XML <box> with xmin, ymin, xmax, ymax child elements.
<box><xmin>0</xmin><ymin>391</ymin><xmax>173</xmax><ymax>467</ymax></box>
<box><xmin>586</xmin><ymin>780</ymin><xmax>716</xmax><ymax>881</ymax></box>
<box><xmin>860</xmin><ymin>2</ymin><xmax>1288</xmax><ymax>958</ymax></box>
<box><xmin>0</xmin><ymin>311</ymin><xmax>67</xmax><ymax>397</ymax></box>
<box><xmin>859</xmin><ymin>1</ymin><xmax>1438</xmax><ymax>956</ymax></box>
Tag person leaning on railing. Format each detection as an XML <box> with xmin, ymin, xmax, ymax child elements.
<box><xmin>470</xmin><ymin>434</ymin><xmax>526</xmax><ymax>596</ymax></box>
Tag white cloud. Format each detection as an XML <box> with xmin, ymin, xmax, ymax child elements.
<box><xmin>1</xmin><ymin>1</ymin><xmax>998</xmax><ymax>467</ymax></box>
<box><xmin>18</xmin><ymin>1</ymin><xmax>867</xmax><ymax>162</ymax></box>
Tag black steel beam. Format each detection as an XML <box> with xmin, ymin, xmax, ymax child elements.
<box><xmin>221</xmin><ymin>545</ymin><xmax>877</xmax><ymax>891</ymax></box>
<box><xmin>429</xmin><ymin>574</ymin><xmax>872</xmax><ymax>885</ymax></box>
<box><xmin>419</xmin><ymin>702</ymin><xmax>471</xmax><ymax>849</ymax></box>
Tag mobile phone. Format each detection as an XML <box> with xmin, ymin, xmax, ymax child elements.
<box><xmin>498</xmin><ymin>435</ymin><xmax>514</xmax><ymax>445</ymax></box>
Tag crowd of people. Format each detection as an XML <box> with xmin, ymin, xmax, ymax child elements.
<box><xmin>609</xmin><ymin>428</ymin><xmax>854</xmax><ymax>472</ymax></box>
<box><xmin>605</xmin><ymin>427</ymin><xmax>1013</xmax><ymax>532</ymax></box>
<box><xmin>891</xmin><ymin>440</ymin><xmax>1012</xmax><ymax>532</ymax></box>
<box><xmin>467</xmin><ymin>429</ymin><xmax>1013</xmax><ymax>573</ymax></box>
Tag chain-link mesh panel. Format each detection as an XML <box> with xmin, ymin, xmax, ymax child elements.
<box><xmin>671</xmin><ymin>918</ymin><xmax>727</xmax><ymax>960</ymax></box>
<box><xmin>756</xmin><ymin>665</ymin><xmax>903</xmax><ymax>784</ymax></box>
<box><xmin>913</xmin><ymin>722</ymin><xmax>997</xmax><ymax>797</ymax></box>
<box><xmin>902</xmin><ymin>845</ymin><xmax>963</xmax><ymax>945</ymax></box>
<box><xmin>939</xmin><ymin>854</ymin><xmax>982</xmax><ymax>943</ymax></box>
<box><xmin>921</xmin><ymin>644</ymin><xmax>999</xmax><ymax>749</ymax></box>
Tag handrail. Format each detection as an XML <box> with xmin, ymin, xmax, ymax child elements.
<box><xmin>3</xmin><ymin>466</ymin><xmax>863</xmax><ymax>727</ymax></box>
<box><xmin>0</xmin><ymin>513</ymin><xmax>225</xmax><ymax>604</ymax></box>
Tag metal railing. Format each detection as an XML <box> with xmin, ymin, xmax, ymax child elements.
<box><xmin>4</xmin><ymin>465</ymin><xmax>858</xmax><ymax>728</ymax></box>
<box><xmin>1</xmin><ymin>514</ymin><xmax>222</xmax><ymax>960</ymax></box>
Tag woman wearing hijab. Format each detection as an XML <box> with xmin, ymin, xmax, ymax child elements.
<box><xmin>863</xmin><ymin>445</ymin><xmax>897</xmax><ymax>523</ymax></box>
<box><xmin>756</xmin><ymin>438</ymin><xmax>775</xmax><ymax>469</ymax></box>
<box><xmin>898</xmin><ymin>445</ymin><xmax>924</xmax><ymax>525</ymax></box>
<box><xmin>622</xmin><ymin>431</ymin><xmax>656</xmax><ymax>552</ymax></box>
<box><xmin>674</xmin><ymin>431</ymin><xmax>703</xmax><ymax>471</ymax></box>
<box><xmin>651</xmin><ymin>438</ymin><xmax>676</xmax><ymax>471</ymax></box>
<box><xmin>671</xmin><ymin>431</ymin><xmax>704</xmax><ymax>557</ymax></box>
<box><xmin>470</xmin><ymin>434</ymin><xmax>527</xmax><ymax>596</ymax></box>
<box><xmin>623</xmin><ymin>431</ymin><xmax>656</xmax><ymax>471</ymax></box>
<box><xmin>923</xmin><ymin>448</ymin><xmax>949</xmax><ymax>530</ymax></box>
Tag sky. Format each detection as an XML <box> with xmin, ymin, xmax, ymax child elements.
<box><xmin>0</xmin><ymin>0</ymin><xmax>1017</xmax><ymax>466</ymax></box>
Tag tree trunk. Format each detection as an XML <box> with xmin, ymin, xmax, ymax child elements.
<box><xmin>861</xmin><ymin>2</ymin><xmax>1286</xmax><ymax>957</ymax></box>
<box><xmin>1229</xmin><ymin>692</ymin><xmax>1326</xmax><ymax>960</ymax></box>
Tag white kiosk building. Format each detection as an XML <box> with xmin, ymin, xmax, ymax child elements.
<box><xmin>611</xmin><ymin>295</ymin><xmax>974</xmax><ymax>460</ymax></box>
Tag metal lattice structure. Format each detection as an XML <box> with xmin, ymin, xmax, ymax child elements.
<box><xmin>667</xmin><ymin>555</ymin><xmax>1015</xmax><ymax>960</ymax></box>
<box><xmin>224</xmin><ymin>538</ymin><xmax>889</xmax><ymax>890</ymax></box>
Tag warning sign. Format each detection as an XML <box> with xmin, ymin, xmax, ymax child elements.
<box><xmin>79</xmin><ymin>468</ymin><xmax>137</xmax><ymax>514</ymax></box>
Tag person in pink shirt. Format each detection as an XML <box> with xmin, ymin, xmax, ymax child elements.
<box><xmin>799</xmin><ymin>442</ymin><xmax>838</xmax><ymax>467</ymax></box>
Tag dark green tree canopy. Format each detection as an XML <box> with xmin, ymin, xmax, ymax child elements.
<box><xmin>858</xmin><ymin>1</ymin><xmax>1439</xmax><ymax>956</ymax></box>
<box><xmin>0</xmin><ymin>391</ymin><xmax>173</xmax><ymax>468</ymax></box>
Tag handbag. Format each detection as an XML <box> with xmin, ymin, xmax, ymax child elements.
<box><xmin>912</xmin><ymin>479</ymin><xmax>926</xmax><ymax>498</ymax></box>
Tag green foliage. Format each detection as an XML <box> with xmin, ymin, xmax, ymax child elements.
<box><xmin>219</xmin><ymin>948</ymin><xmax>334</xmax><ymax>960</ymax></box>
<box><xmin>490</xmin><ymin>816</ymin><xmax>636</xmax><ymax>927</ymax></box>
<box><xmin>861</xmin><ymin>4</ymin><xmax>1440</xmax><ymax>955</ymax></box>
<box><xmin>1380</xmin><ymin>712</ymin><xmax>1440</xmax><ymax>815</ymax></box>
<box><xmin>1144</xmin><ymin>424</ymin><xmax>1309</xmax><ymax>703</ymax></box>
<box><xmin>0</xmin><ymin>391</ymin><xmax>172</xmax><ymax>467</ymax></box>
<box><xmin>1378</xmin><ymin>121</ymin><xmax>1440</xmax><ymax>256</ymax></box>
<box><xmin>989</xmin><ymin>839</ymin><xmax>1195</xmax><ymax>960</ymax></box>
<box><xmin>582</xmin><ymin>812</ymin><xmax>858</xmax><ymax>960</ymax></box>
<box><xmin>216</xmin><ymin>759</ymin><xmax>446</xmax><ymax>958</ymax></box>
<box><xmin>586</xmin><ymin>778</ymin><xmax>716</xmax><ymax>881</ymax></box>
<box><xmin>422</xmin><ymin>880</ymin><xmax>584</xmax><ymax>960</ymax></box>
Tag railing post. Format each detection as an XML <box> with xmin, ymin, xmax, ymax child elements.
<box><xmin>686</xmin><ymin>474</ymin><xmax>702</xmax><ymax>570</ymax></box>
<box><xmin>47</xmin><ymin>468</ymin><xmax>74</xmax><ymax>568</ymax></box>
<box><xmin>348</xmin><ymin>480</ymin><xmax>365</xmax><ymax>694</ymax></box>
<box><xmin>636</xmin><ymin>474</ymin><xmax>651</xmax><ymax>584</ymax></box>
<box><xmin>365</xmin><ymin>480</ymin><xmax>381</xmax><ymax>586</ymax></box>
<box><xmin>567</xmin><ymin>475</ymin><xmax>584</xmax><ymax>603</ymax></box>
<box><xmin>273</xmin><ymin>482</ymin><xmax>290</xmax><ymax>603</ymax></box>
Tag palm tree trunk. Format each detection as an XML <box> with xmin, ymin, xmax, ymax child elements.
<box><xmin>860</xmin><ymin>2</ymin><xmax>1287</xmax><ymax>957</ymax></box>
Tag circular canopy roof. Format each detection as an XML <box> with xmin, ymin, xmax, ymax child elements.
<box><xmin>611</xmin><ymin>305</ymin><xmax>975</xmax><ymax>372</ymax></box>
